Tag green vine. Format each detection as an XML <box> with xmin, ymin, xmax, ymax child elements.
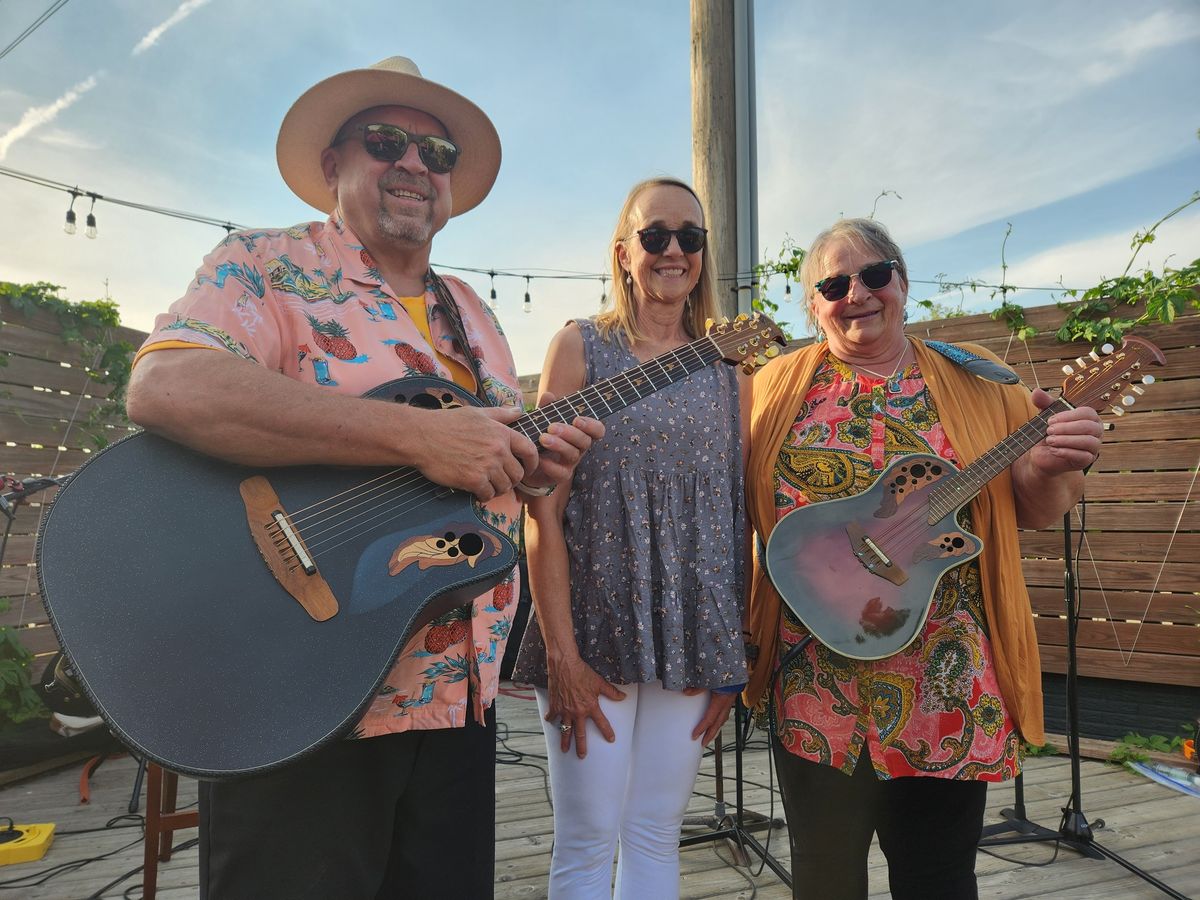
<box><xmin>752</xmin><ymin>237</ymin><xmax>804</xmax><ymax>339</ymax></box>
<box><xmin>0</xmin><ymin>625</ymin><xmax>47</xmax><ymax>729</ymax></box>
<box><xmin>1052</xmin><ymin>192</ymin><xmax>1200</xmax><ymax>346</ymax></box>
<box><xmin>1</xmin><ymin>281</ymin><xmax>134</xmax><ymax>448</ymax></box>
<box><xmin>1108</xmin><ymin>729</ymin><xmax>1191</xmax><ymax>769</ymax></box>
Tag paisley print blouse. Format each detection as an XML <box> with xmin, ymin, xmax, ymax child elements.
<box><xmin>772</xmin><ymin>355</ymin><xmax>1019</xmax><ymax>781</ymax></box>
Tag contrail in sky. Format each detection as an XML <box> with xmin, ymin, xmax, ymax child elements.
<box><xmin>132</xmin><ymin>0</ymin><xmax>213</xmax><ymax>55</ymax></box>
<box><xmin>1</xmin><ymin>0</ymin><xmax>212</xmax><ymax>158</ymax></box>
<box><xmin>0</xmin><ymin>74</ymin><xmax>101</xmax><ymax>161</ymax></box>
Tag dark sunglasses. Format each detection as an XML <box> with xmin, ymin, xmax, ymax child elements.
<box><xmin>815</xmin><ymin>259</ymin><xmax>898</xmax><ymax>302</ymax></box>
<box><xmin>333</xmin><ymin>123</ymin><xmax>460</xmax><ymax>174</ymax></box>
<box><xmin>634</xmin><ymin>226</ymin><xmax>707</xmax><ymax>255</ymax></box>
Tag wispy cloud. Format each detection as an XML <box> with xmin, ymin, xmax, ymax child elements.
<box><xmin>915</xmin><ymin>211</ymin><xmax>1200</xmax><ymax>314</ymax></box>
<box><xmin>35</xmin><ymin>128</ymin><xmax>103</xmax><ymax>151</ymax></box>
<box><xmin>0</xmin><ymin>74</ymin><xmax>101</xmax><ymax>161</ymax></box>
<box><xmin>132</xmin><ymin>0</ymin><xmax>213</xmax><ymax>56</ymax></box>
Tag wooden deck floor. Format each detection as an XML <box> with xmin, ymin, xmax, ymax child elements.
<box><xmin>2</xmin><ymin>687</ymin><xmax>1197</xmax><ymax>899</ymax></box>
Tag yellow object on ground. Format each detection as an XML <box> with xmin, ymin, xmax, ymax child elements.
<box><xmin>0</xmin><ymin>822</ymin><xmax>55</xmax><ymax>865</ymax></box>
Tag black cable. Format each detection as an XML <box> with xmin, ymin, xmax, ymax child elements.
<box><xmin>0</xmin><ymin>0</ymin><xmax>71</xmax><ymax>63</ymax></box>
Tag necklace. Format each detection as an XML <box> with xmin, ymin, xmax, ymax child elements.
<box><xmin>851</xmin><ymin>344</ymin><xmax>910</xmax><ymax>381</ymax></box>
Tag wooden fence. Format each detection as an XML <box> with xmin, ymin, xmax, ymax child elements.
<box><xmin>3</xmin><ymin>298</ymin><xmax>1197</xmax><ymax>705</ymax></box>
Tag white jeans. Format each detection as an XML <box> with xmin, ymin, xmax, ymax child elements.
<box><xmin>535</xmin><ymin>681</ymin><xmax>710</xmax><ymax>900</ymax></box>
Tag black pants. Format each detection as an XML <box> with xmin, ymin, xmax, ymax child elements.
<box><xmin>199</xmin><ymin>703</ymin><xmax>497</xmax><ymax>900</ymax></box>
<box><xmin>773</xmin><ymin>741</ymin><xmax>987</xmax><ymax>900</ymax></box>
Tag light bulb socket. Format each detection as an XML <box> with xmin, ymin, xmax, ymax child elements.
<box><xmin>85</xmin><ymin>213</ymin><xmax>97</xmax><ymax>239</ymax></box>
<box><xmin>64</xmin><ymin>209</ymin><xmax>77</xmax><ymax>234</ymax></box>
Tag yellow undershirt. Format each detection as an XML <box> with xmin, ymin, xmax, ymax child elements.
<box><xmin>396</xmin><ymin>295</ymin><xmax>476</xmax><ymax>391</ymax></box>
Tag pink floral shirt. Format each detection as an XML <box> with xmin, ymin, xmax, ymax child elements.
<box><xmin>772</xmin><ymin>356</ymin><xmax>1019</xmax><ymax>781</ymax></box>
<box><xmin>138</xmin><ymin>214</ymin><xmax>524</xmax><ymax>734</ymax></box>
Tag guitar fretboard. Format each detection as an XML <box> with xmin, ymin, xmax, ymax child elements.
<box><xmin>510</xmin><ymin>335</ymin><xmax>724</xmax><ymax>441</ymax></box>
<box><xmin>926</xmin><ymin>398</ymin><xmax>1071</xmax><ymax>521</ymax></box>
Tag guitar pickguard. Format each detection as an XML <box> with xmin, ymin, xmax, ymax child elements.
<box><xmin>874</xmin><ymin>458</ymin><xmax>950</xmax><ymax>518</ymax></box>
<box><xmin>911</xmin><ymin>530</ymin><xmax>978</xmax><ymax>565</ymax></box>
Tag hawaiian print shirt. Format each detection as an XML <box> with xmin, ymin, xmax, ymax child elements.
<box><xmin>138</xmin><ymin>213</ymin><xmax>525</xmax><ymax>735</ymax></box>
<box><xmin>771</xmin><ymin>356</ymin><xmax>1020</xmax><ymax>782</ymax></box>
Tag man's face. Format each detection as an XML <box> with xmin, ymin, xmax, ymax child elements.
<box><xmin>320</xmin><ymin>105</ymin><xmax>454</xmax><ymax>253</ymax></box>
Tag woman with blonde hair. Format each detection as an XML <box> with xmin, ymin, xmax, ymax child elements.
<box><xmin>513</xmin><ymin>176</ymin><xmax>748</xmax><ymax>898</ymax></box>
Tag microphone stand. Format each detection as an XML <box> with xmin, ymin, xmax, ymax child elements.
<box><xmin>979</xmin><ymin>509</ymin><xmax>1188</xmax><ymax>899</ymax></box>
<box><xmin>679</xmin><ymin>694</ymin><xmax>791</xmax><ymax>885</ymax></box>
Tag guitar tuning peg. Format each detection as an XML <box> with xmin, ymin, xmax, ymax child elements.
<box><xmin>1088</xmin><ymin>349</ymin><xmax>1100</xmax><ymax>361</ymax></box>
<box><xmin>1121</xmin><ymin>395</ymin><xmax>1136</xmax><ymax>406</ymax></box>
<box><xmin>756</xmin><ymin>353</ymin><xmax>769</xmax><ymax>367</ymax></box>
<box><xmin>765</xmin><ymin>345</ymin><xmax>781</xmax><ymax>359</ymax></box>
<box><xmin>1062</xmin><ymin>364</ymin><xmax>1075</xmax><ymax>375</ymax></box>
<box><xmin>735</xmin><ymin>313</ymin><xmax>749</xmax><ymax>323</ymax></box>
<box><xmin>1131</xmin><ymin>385</ymin><xmax>1145</xmax><ymax>395</ymax></box>
<box><xmin>721</xmin><ymin>316</ymin><xmax>731</xmax><ymax>325</ymax></box>
<box><xmin>1142</xmin><ymin>374</ymin><xmax>1155</xmax><ymax>385</ymax></box>
<box><xmin>705</xmin><ymin>317</ymin><xmax>715</xmax><ymax>332</ymax></box>
<box><xmin>1100</xmin><ymin>343</ymin><xmax>1115</xmax><ymax>354</ymax></box>
<box><xmin>1075</xmin><ymin>357</ymin><xmax>1088</xmax><ymax>369</ymax></box>
<box><xmin>741</xmin><ymin>361</ymin><xmax>755</xmax><ymax>375</ymax></box>
<box><xmin>1110</xmin><ymin>406</ymin><xmax>1126</xmax><ymax>416</ymax></box>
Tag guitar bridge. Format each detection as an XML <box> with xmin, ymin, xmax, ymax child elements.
<box><xmin>240</xmin><ymin>476</ymin><xmax>339</xmax><ymax>621</ymax></box>
<box><xmin>846</xmin><ymin>523</ymin><xmax>908</xmax><ymax>586</ymax></box>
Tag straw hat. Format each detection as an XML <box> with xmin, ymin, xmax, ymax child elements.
<box><xmin>276</xmin><ymin>56</ymin><xmax>501</xmax><ymax>217</ymax></box>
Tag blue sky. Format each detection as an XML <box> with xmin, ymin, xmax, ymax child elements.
<box><xmin>1</xmin><ymin>1</ymin><xmax>1197</xmax><ymax>374</ymax></box>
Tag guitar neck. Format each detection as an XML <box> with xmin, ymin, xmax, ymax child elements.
<box><xmin>509</xmin><ymin>335</ymin><xmax>724</xmax><ymax>440</ymax></box>
<box><xmin>927</xmin><ymin>397</ymin><xmax>1071</xmax><ymax>520</ymax></box>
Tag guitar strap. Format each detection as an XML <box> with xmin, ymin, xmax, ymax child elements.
<box><xmin>427</xmin><ymin>269</ymin><xmax>494</xmax><ymax>407</ymax></box>
<box><xmin>924</xmin><ymin>340</ymin><xmax>1020</xmax><ymax>384</ymax></box>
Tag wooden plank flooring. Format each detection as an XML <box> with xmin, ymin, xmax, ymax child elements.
<box><xmin>1</xmin><ymin>687</ymin><xmax>1197</xmax><ymax>899</ymax></box>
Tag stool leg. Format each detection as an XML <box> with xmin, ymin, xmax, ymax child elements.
<box><xmin>143</xmin><ymin>763</ymin><xmax>162</xmax><ymax>900</ymax></box>
<box><xmin>160</xmin><ymin>770</ymin><xmax>179</xmax><ymax>861</ymax></box>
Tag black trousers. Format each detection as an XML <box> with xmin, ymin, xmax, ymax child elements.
<box><xmin>199</xmin><ymin>703</ymin><xmax>497</xmax><ymax>900</ymax></box>
<box><xmin>773</xmin><ymin>741</ymin><xmax>987</xmax><ymax>900</ymax></box>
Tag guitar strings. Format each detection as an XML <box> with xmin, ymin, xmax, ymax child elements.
<box><xmin>268</xmin><ymin>336</ymin><xmax>730</xmax><ymax>565</ymax></box>
<box><xmin>854</xmin><ymin>407</ymin><xmax>1059</xmax><ymax>566</ymax></box>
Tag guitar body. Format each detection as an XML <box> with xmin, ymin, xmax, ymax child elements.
<box><xmin>37</xmin><ymin>376</ymin><xmax>517</xmax><ymax>778</ymax></box>
<box><xmin>765</xmin><ymin>453</ymin><xmax>981</xmax><ymax>660</ymax></box>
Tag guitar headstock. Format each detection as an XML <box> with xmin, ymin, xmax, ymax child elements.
<box><xmin>706</xmin><ymin>313</ymin><xmax>786</xmax><ymax>374</ymax></box>
<box><xmin>1059</xmin><ymin>336</ymin><xmax>1166</xmax><ymax>416</ymax></box>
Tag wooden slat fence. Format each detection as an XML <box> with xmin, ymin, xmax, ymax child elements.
<box><xmin>0</xmin><ymin>296</ymin><xmax>143</xmax><ymax>682</ymax></box>
<box><xmin>3</xmin><ymin>298</ymin><xmax>1197</xmax><ymax>710</ymax></box>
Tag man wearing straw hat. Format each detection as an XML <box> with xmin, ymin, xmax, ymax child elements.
<box><xmin>126</xmin><ymin>57</ymin><xmax>602</xmax><ymax>898</ymax></box>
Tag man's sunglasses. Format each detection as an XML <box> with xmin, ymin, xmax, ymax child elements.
<box><xmin>634</xmin><ymin>226</ymin><xmax>708</xmax><ymax>255</ymax></box>
<box><xmin>333</xmin><ymin>124</ymin><xmax>460</xmax><ymax>174</ymax></box>
<box><xmin>814</xmin><ymin>260</ymin><xmax>898</xmax><ymax>302</ymax></box>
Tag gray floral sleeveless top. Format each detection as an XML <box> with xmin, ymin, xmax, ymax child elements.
<box><xmin>512</xmin><ymin>318</ymin><xmax>747</xmax><ymax>690</ymax></box>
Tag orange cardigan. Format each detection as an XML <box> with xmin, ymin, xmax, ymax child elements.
<box><xmin>743</xmin><ymin>339</ymin><xmax>1046</xmax><ymax>745</ymax></box>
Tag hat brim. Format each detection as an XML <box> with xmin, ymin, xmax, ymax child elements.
<box><xmin>276</xmin><ymin>67</ymin><xmax>501</xmax><ymax>217</ymax></box>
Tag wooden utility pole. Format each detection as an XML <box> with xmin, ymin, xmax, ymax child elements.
<box><xmin>691</xmin><ymin>0</ymin><xmax>757</xmax><ymax>319</ymax></box>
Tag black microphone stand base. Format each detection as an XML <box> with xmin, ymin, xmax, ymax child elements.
<box><xmin>979</xmin><ymin>507</ymin><xmax>1187</xmax><ymax>899</ymax></box>
<box><xmin>679</xmin><ymin>700</ymin><xmax>792</xmax><ymax>888</ymax></box>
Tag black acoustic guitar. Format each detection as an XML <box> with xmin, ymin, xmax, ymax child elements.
<box><xmin>37</xmin><ymin>314</ymin><xmax>783</xmax><ymax>778</ymax></box>
<box><xmin>765</xmin><ymin>337</ymin><xmax>1163</xmax><ymax>660</ymax></box>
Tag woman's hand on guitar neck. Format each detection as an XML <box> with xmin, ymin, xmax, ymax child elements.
<box><xmin>545</xmin><ymin>654</ymin><xmax>626</xmax><ymax>759</ymax></box>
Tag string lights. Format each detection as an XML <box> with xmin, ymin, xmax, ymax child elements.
<box><xmin>4</xmin><ymin>163</ymin><xmax>1081</xmax><ymax>313</ymax></box>
<box><xmin>63</xmin><ymin>189</ymin><xmax>79</xmax><ymax>234</ymax></box>
<box><xmin>84</xmin><ymin>194</ymin><xmax>97</xmax><ymax>239</ymax></box>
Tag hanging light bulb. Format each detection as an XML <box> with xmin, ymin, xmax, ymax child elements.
<box><xmin>523</xmin><ymin>276</ymin><xmax>532</xmax><ymax>314</ymax></box>
<box><xmin>599</xmin><ymin>276</ymin><xmax>608</xmax><ymax>308</ymax></box>
<box><xmin>64</xmin><ymin>190</ymin><xmax>80</xmax><ymax>234</ymax></box>
<box><xmin>488</xmin><ymin>271</ymin><xmax>497</xmax><ymax>309</ymax></box>
<box><xmin>84</xmin><ymin>194</ymin><xmax>98</xmax><ymax>239</ymax></box>
<box><xmin>784</xmin><ymin>279</ymin><xmax>792</xmax><ymax>298</ymax></box>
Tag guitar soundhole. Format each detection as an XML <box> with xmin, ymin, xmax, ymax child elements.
<box><xmin>404</xmin><ymin>393</ymin><xmax>442</xmax><ymax>410</ymax></box>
